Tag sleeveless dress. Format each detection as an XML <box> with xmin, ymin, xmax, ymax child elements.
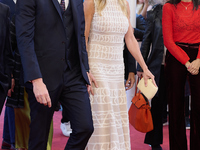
<box><xmin>87</xmin><ymin>0</ymin><xmax>131</xmax><ymax>149</ymax></box>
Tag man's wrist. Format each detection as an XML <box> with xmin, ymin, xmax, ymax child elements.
<box><xmin>31</xmin><ymin>78</ymin><xmax>43</xmax><ymax>84</ymax></box>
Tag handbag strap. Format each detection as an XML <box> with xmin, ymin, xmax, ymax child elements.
<box><xmin>134</xmin><ymin>77</ymin><xmax>139</xmax><ymax>96</ymax></box>
<box><xmin>135</xmin><ymin>76</ymin><xmax>142</xmax><ymax>96</ymax></box>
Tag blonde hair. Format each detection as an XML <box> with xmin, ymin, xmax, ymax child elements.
<box><xmin>95</xmin><ymin>0</ymin><xmax>128</xmax><ymax>17</ymax></box>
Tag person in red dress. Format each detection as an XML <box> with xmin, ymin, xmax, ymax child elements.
<box><xmin>162</xmin><ymin>0</ymin><xmax>200</xmax><ymax>149</ymax></box>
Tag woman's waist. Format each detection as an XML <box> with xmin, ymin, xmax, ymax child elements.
<box><xmin>88</xmin><ymin>33</ymin><xmax>125</xmax><ymax>44</ymax></box>
<box><xmin>88</xmin><ymin>44</ymin><xmax>123</xmax><ymax>50</ymax></box>
<box><xmin>175</xmin><ymin>42</ymin><xmax>200</xmax><ymax>49</ymax></box>
<box><xmin>89</xmin><ymin>60</ymin><xmax>124</xmax><ymax>66</ymax></box>
<box><xmin>88</xmin><ymin>44</ymin><xmax>124</xmax><ymax>60</ymax></box>
<box><xmin>173</xmin><ymin>32</ymin><xmax>200</xmax><ymax>46</ymax></box>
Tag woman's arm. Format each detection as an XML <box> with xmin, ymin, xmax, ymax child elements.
<box><xmin>83</xmin><ymin>0</ymin><xmax>98</xmax><ymax>94</ymax></box>
<box><xmin>125</xmin><ymin>2</ymin><xmax>156</xmax><ymax>86</ymax></box>
<box><xmin>83</xmin><ymin>0</ymin><xmax>95</xmax><ymax>51</ymax></box>
<box><xmin>162</xmin><ymin>4</ymin><xmax>189</xmax><ymax>65</ymax></box>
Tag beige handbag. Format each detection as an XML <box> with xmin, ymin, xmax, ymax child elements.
<box><xmin>137</xmin><ymin>78</ymin><xmax>158</xmax><ymax>100</ymax></box>
<box><xmin>129</xmin><ymin>78</ymin><xmax>154</xmax><ymax>133</ymax></box>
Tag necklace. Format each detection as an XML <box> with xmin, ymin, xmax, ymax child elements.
<box><xmin>180</xmin><ymin>2</ymin><xmax>192</xmax><ymax>10</ymax></box>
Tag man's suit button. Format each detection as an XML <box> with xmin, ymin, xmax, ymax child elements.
<box><xmin>62</xmin><ymin>41</ymin><xmax>65</xmax><ymax>44</ymax></box>
<box><xmin>61</xmin><ymin>58</ymin><xmax>65</xmax><ymax>61</ymax></box>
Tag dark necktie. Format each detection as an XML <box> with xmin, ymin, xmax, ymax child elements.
<box><xmin>60</xmin><ymin>0</ymin><xmax>65</xmax><ymax>11</ymax></box>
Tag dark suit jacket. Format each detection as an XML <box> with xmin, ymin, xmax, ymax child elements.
<box><xmin>134</xmin><ymin>14</ymin><xmax>146</xmax><ymax>41</ymax></box>
<box><xmin>137</xmin><ymin>4</ymin><xmax>164</xmax><ymax>85</ymax></box>
<box><xmin>16</xmin><ymin>0</ymin><xmax>89</xmax><ymax>91</ymax></box>
<box><xmin>0</xmin><ymin>2</ymin><xmax>14</xmax><ymax>114</ymax></box>
<box><xmin>124</xmin><ymin>44</ymin><xmax>136</xmax><ymax>80</ymax></box>
<box><xmin>0</xmin><ymin>0</ymin><xmax>15</xmax><ymax>18</ymax></box>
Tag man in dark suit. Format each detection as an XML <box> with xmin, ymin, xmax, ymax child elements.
<box><xmin>0</xmin><ymin>2</ymin><xmax>14</xmax><ymax>115</ymax></box>
<box><xmin>15</xmin><ymin>0</ymin><xmax>94</xmax><ymax>149</ymax></box>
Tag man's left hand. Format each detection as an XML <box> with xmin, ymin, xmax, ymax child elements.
<box><xmin>125</xmin><ymin>72</ymin><xmax>135</xmax><ymax>90</ymax></box>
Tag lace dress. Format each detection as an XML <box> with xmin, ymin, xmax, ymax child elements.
<box><xmin>87</xmin><ymin>0</ymin><xmax>130</xmax><ymax>149</ymax></box>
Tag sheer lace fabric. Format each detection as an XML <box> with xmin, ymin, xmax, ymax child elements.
<box><xmin>86</xmin><ymin>0</ymin><xmax>130</xmax><ymax>149</ymax></box>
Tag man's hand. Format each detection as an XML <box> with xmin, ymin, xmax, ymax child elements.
<box><xmin>187</xmin><ymin>59</ymin><xmax>200</xmax><ymax>75</ymax></box>
<box><xmin>125</xmin><ymin>72</ymin><xmax>135</xmax><ymax>90</ymax></box>
<box><xmin>32</xmin><ymin>78</ymin><xmax>51</xmax><ymax>107</ymax></box>
<box><xmin>87</xmin><ymin>72</ymin><xmax>98</xmax><ymax>95</ymax></box>
<box><xmin>7</xmin><ymin>78</ymin><xmax>15</xmax><ymax>97</ymax></box>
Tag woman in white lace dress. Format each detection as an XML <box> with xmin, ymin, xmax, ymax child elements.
<box><xmin>84</xmin><ymin>0</ymin><xmax>156</xmax><ymax>149</ymax></box>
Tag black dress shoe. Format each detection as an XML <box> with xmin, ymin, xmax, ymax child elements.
<box><xmin>1</xmin><ymin>140</ymin><xmax>11</xmax><ymax>149</ymax></box>
<box><xmin>152</xmin><ymin>145</ymin><xmax>163</xmax><ymax>150</ymax></box>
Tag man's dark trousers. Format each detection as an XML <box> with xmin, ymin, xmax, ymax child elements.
<box><xmin>26</xmin><ymin>63</ymin><xmax>93</xmax><ymax>150</ymax></box>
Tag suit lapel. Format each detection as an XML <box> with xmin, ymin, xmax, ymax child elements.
<box><xmin>51</xmin><ymin>0</ymin><xmax>63</xmax><ymax>21</ymax></box>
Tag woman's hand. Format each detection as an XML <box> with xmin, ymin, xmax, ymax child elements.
<box><xmin>185</xmin><ymin>61</ymin><xmax>190</xmax><ymax>69</ymax></box>
<box><xmin>87</xmin><ymin>72</ymin><xmax>98</xmax><ymax>95</ymax></box>
<box><xmin>187</xmin><ymin>59</ymin><xmax>200</xmax><ymax>75</ymax></box>
<box><xmin>142</xmin><ymin>68</ymin><xmax>157</xmax><ymax>87</ymax></box>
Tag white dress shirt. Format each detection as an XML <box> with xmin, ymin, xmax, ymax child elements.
<box><xmin>58</xmin><ymin>0</ymin><xmax>69</xmax><ymax>10</ymax></box>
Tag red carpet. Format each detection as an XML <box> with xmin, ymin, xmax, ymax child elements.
<box><xmin>0</xmin><ymin>108</ymin><xmax>190</xmax><ymax>150</ymax></box>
